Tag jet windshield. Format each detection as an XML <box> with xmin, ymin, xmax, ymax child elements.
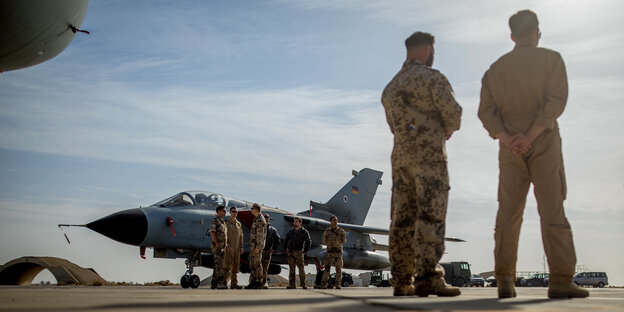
<box><xmin>152</xmin><ymin>191</ymin><xmax>249</xmax><ymax>209</ymax></box>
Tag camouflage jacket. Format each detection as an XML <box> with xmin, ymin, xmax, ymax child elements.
<box><xmin>381</xmin><ymin>59</ymin><xmax>462</xmax><ymax>165</ymax></box>
<box><xmin>209</xmin><ymin>217</ymin><xmax>227</xmax><ymax>248</ymax></box>
<box><xmin>249</xmin><ymin>214</ymin><xmax>267</xmax><ymax>250</ymax></box>
<box><xmin>323</xmin><ymin>226</ymin><xmax>346</xmax><ymax>252</ymax></box>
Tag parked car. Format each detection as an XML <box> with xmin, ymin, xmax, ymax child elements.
<box><xmin>486</xmin><ymin>276</ymin><xmax>497</xmax><ymax>287</ymax></box>
<box><xmin>521</xmin><ymin>273</ymin><xmax>549</xmax><ymax>287</ymax></box>
<box><xmin>329</xmin><ymin>272</ymin><xmax>354</xmax><ymax>287</ymax></box>
<box><xmin>470</xmin><ymin>274</ymin><xmax>485</xmax><ymax>287</ymax></box>
<box><xmin>574</xmin><ymin>272</ymin><xmax>608</xmax><ymax>288</ymax></box>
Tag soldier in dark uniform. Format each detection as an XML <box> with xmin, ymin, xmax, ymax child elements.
<box><xmin>209</xmin><ymin>205</ymin><xmax>228</xmax><ymax>289</ymax></box>
<box><xmin>320</xmin><ymin>216</ymin><xmax>346</xmax><ymax>289</ymax></box>
<box><xmin>382</xmin><ymin>31</ymin><xmax>462</xmax><ymax>297</ymax></box>
<box><xmin>284</xmin><ymin>216</ymin><xmax>311</xmax><ymax>289</ymax></box>
<box><xmin>261</xmin><ymin>213</ymin><xmax>281</xmax><ymax>289</ymax></box>
<box><xmin>245</xmin><ymin>203</ymin><xmax>266</xmax><ymax>289</ymax></box>
<box><xmin>479</xmin><ymin>9</ymin><xmax>588</xmax><ymax>299</ymax></box>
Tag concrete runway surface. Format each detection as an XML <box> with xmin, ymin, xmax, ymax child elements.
<box><xmin>0</xmin><ymin>286</ymin><xmax>622</xmax><ymax>312</ymax></box>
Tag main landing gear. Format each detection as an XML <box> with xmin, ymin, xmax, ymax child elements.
<box><xmin>180</xmin><ymin>251</ymin><xmax>201</xmax><ymax>289</ymax></box>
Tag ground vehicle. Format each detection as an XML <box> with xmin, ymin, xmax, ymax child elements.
<box><xmin>470</xmin><ymin>274</ymin><xmax>485</xmax><ymax>287</ymax></box>
<box><xmin>329</xmin><ymin>272</ymin><xmax>354</xmax><ymax>287</ymax></box>
<box><xmin>370</xmin><ymin>270</ymin><xmax>392</xmax><ymax>287</ymax></box>
<box><xmin>574</xmin><ymin>272</ymin><xmax>608</xmax><ymax>288</ymax></box>
<box><xmin>486</xmin><ymin>276</ymin><xmax>496</xmax><ymax>287</ymax></box>
<box><xmin>440</xmin><ymin>262</ymin><xmax>471</xmax><ymax>287</ymax></box>
<box><xmin>521</xmin><ymin>273</ymin><xmax>549</xmax><ymax>287</ymax></box>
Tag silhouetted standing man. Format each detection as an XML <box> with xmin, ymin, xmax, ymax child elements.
<box><xmin>479</xmin><ymin>9</ymin><xmax>588</xmax><ymax>299</ymax></box>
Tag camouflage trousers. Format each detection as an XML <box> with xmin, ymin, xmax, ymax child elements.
<box><xmin>261</xmin><ymin>250</ymin><xmax>272</xmax><ymax>285</ymax></box>
<box><xmin>389</xmin><ymin>163</ymin><xmax>448</xmax><ymax>289</ymax></box>
<box><xmin>249</xmin><ymin>250</ymin><xmax>263</xmax><ymax>283</ymax></box>
<box><xmin>321</xmin><ymin>252</ymin><xmax>343</xmax><ymax>287</ymax></box>
<box><xmin>495</xmin><ymin>127</ymin><xmax>576</xmax><ymax>280</ymax></box>
<box><xmin>287</xmin><ymin>252</ymin><xmax>306</xmax><ymax>287</ymax></box>
<box><xmin>211</xmin><ymin>247</ymin><xmax>226</xmax><ymax>287</ymax></box>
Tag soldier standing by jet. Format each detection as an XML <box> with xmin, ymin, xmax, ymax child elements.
<box><xmin>320</xmin><ymin>216</ymin><xmax>347</xmax><ymax>289</ymax></box>
<box><xmin>382</xmin><ymin>31</ymin><xmax>462</xmax><ymax>297</ymax></box>
<box><xmin>209</xmin><ymin>205</ymin><xmax>228</xmax><ymax>289</ymax></box>
<box><xmin>224</xmin><ymin>206</ymin><xmax>244</xmax><ymax>289</ymax></box>
<box><xmin>245</xmin><ymin>203</ymin><xmax>267</xmax><ymax>289</ymax></box>
<box><xmin>478</xmin><ymin>9</ymin><xmax>588</xmax><ymax>299</ymax></box>
<box><xmin>261</xmin><ymin>213</ymin><xmax>281</xmax><ymax>289</ymax></box>
<box><xmin>284</xmin><ymin>216</ymin><xmax>311</xmax><ymax>289</ymax></box>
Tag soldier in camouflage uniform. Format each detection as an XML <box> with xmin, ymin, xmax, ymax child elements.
<box><xmin>381</xmin><ymin>32</ymin><xmax>462</xmax><ymax>297</ymax></box>
<box><xmin>320</xmin><ymin>216</ymin><xmax>346</xmax><ymax>289</ymax></box>
<box><xmin>245</xmin><ymin>203</ymin><xmax>267</xmax><ymax>289</ymax></box>
<box><xmin>224</xmin><ymin>206</ymin><xmax>244</xmax><ymax>289</ymax></box>
<box><xmin>209</xmin><ymin>205</ymin><xmax>228</xmax><ymax>289</ymax></box>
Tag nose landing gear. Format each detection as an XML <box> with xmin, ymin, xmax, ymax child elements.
<box><xmin>180</xmin><ymin>251</ymin><xmax>201</xmax><ymax>289</ymax></box>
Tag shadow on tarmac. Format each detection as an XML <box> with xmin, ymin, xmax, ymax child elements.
<box><xmin>27</xmin><ymin>296</ymin><xmax>344</xmax><ymax>312</ymax></box>
<box><xmin>371</xmin><ymin>298</ymin><xmax>553</xmax><ymax>311</ymax></box>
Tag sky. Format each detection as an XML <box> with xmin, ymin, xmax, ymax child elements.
<box><xmin>1</xmin><ymin>0</ymin><xmax>623</xmax><ymax>286</ymax></box>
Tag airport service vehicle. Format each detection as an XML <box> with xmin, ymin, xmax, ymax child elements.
<box><xmin>470</xmin><ymin>274</ymin><xmax>485</xmax><ymax>287</ymax></box>
<box><xmin>60</xmin><ymin>168</ymin><xmax>465</xmax><ymax>288</ymax></box>
<box><xmin>574</xmin><ymin>272</ymin><xmax>608</xmax><ymax>288</ymax></box>
<box><xmin>370</xmin><ymin>270</ymin><xmax>392</xmax><ymax>287</ymax></box>
<box><xmin>521</xmin><ymin>273</ymin><xmax>549</xmax><ymax>287</ymax></box>
<box><xmin>329</xmin><ymin>272</ymin><xmax>354</xmax><ymax>287</ymax></box>
<box><xmin>440</xmin><ymin>261</ymin><xmax>471</xmax><ymax>287</ymax></box>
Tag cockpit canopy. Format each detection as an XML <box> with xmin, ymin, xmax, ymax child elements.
<box><xmin>151</xmin><ymin>191</ymin><xmax>250</xmax><ymax>209</ymax></box>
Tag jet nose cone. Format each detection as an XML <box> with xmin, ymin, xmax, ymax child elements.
<box><xmin>86</xmin><ymin>208</ymin><xmax>147</xmax><ymax>246</ymax></box>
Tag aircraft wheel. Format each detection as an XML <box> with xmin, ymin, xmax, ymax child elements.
<box><xmin>190</xmin><ymin>275</ymin><xmax>200</xmax><ymax>288</ymax></box>
<box><xmin>180</xmin><ymin>275</ymin><xmax>191</xmax><ymax>288</ymax></box>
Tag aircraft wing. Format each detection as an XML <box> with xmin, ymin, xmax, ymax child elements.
<box><xmin>284</xmin><ymin>215</ymin><xmax>466</xmax><ymax>242</ymax></box>
<box><xmin>283</xmin><ymin>215</ymin><xmax>388</xmax><ymax>234</ymax></box>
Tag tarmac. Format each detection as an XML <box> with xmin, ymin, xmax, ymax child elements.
<box><xmin>0</xmin><ymin>286</ymin><xmax>622</xmax><ymax>312</ymax></box>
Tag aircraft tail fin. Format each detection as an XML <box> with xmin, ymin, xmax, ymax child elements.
<box><xmin>301</xmin><ymin>168</ymin><xmax>383</xmax><ymax>225</ymax></box>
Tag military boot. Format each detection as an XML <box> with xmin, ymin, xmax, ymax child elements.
<box><xmin>497</xmin><ymin>276</ymin><xmax>517</xmax><ymax>298</ymax></box>
<box><xmin>287</xmin><ymin>283</ymin><xmax>296</xmax><ymax>289</ymax></box>
<box><xmin>548</xmin><ymin>275</ymin><xmax>589</xmax><ymax>299</ymax></box>
<box><xmin>415</xmin><ymin>277</ymin><xmax>460</xmax><ymax>297</ymax></box>
<box><xmin>301</xmin><ymin>284</ymin><xmax>308</xmax><ymax>289</ymax></box>
<box><xmin>393</xmin><ymin>284</ymin><xmax>415</xmax><ymax>296</ymax></box>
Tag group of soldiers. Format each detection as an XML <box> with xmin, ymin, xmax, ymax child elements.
<box><xmin>208</xmin><ymin>203</ymin><xmax>347</xmax><ymax>290</ymax></box>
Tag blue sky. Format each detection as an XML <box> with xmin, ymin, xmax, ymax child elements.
<box><xmin>1</xmin><ymin>0</ymin><xmax>623</xmax><ymax>285</ymax></box>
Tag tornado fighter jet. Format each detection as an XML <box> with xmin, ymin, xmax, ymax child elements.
<box><xmin>60</xmin><ymin>168</ymin><xmax>464</xmax><ymax>288</ymax></box>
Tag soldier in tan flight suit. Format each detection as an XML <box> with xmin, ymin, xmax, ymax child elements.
<box><xmin>209</xmin><ymin>205</ymin><xmax>228</xmax><ymax>289</ymax></box>
<box><xmin>320</xmin><ymin>216</ymin><xmax>346</xmax><ymax>289</ymax></box>
<box><xmin>382</xmin><ymin>31</ymin><xmax>462</xmax><ymax>297</ymax></box>
<box><xmin>224</xmin><ymin>206</ymin><xmax>244</xmax><ymax>289</ymax></box>
<box><xmin>478</xmin><ymin>9</ymin><xmax>588</xmax><ymax>299</ymax></box>
<box><xmin>245</xmin><ymin>203</ymin><xmax>267</xmax><ymax>289</ymax></box>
